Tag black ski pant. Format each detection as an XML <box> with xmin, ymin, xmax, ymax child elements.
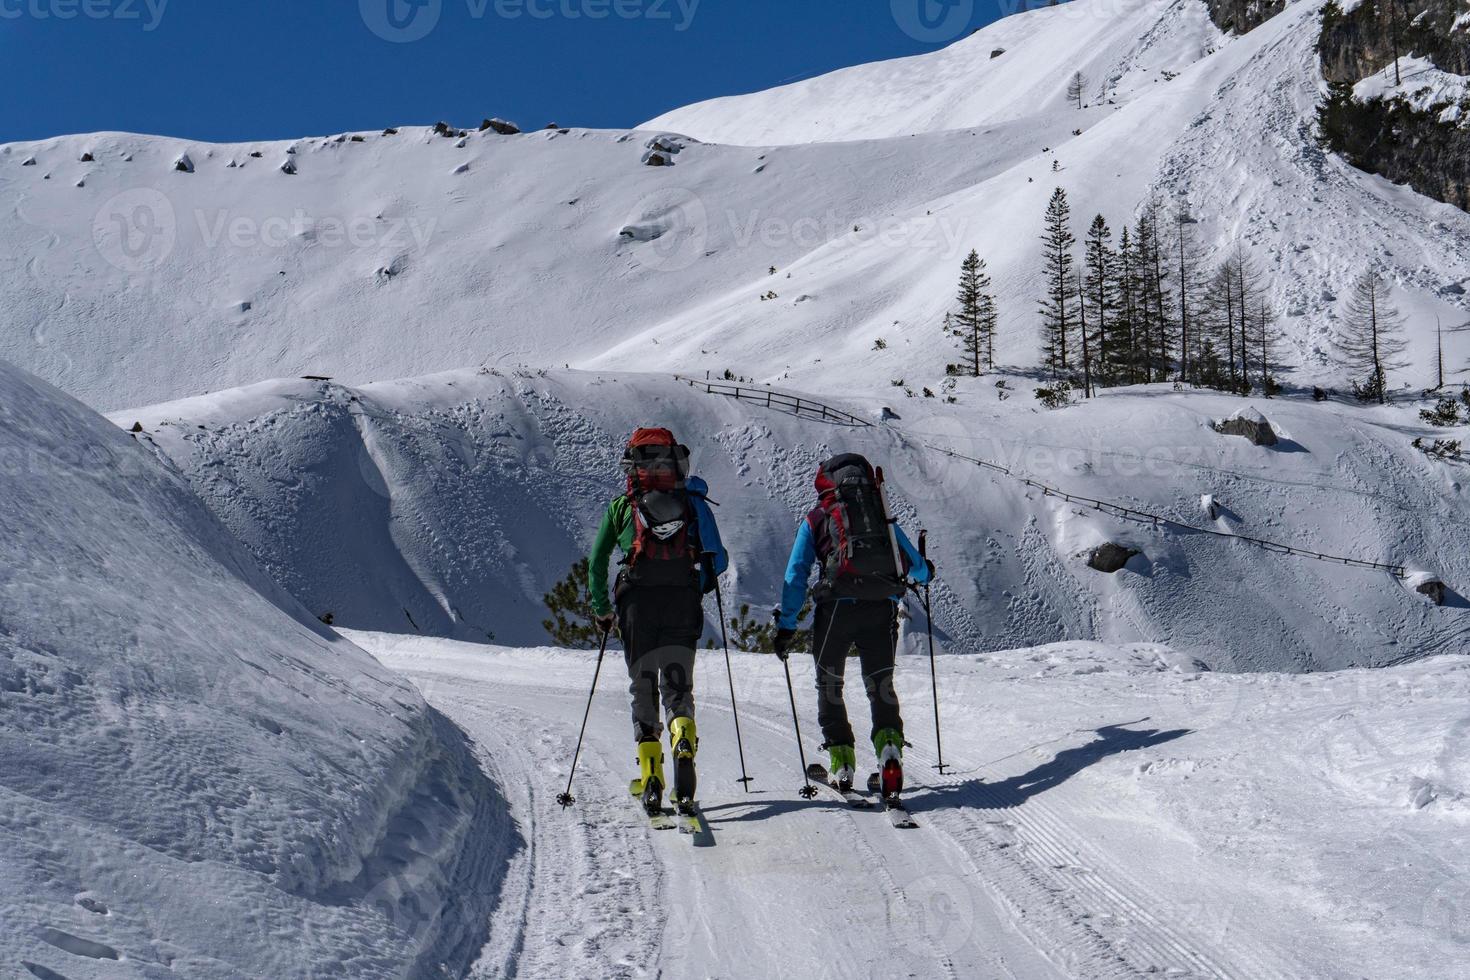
<box><xmin>810</xmin><ymin>598</ymin><xmax>902</xmax><ymax>751</ymax></box>
<box><xmin>616</xmin><ymin>582</ymin><xmax>702</xmax><ymax>742</ymax></box>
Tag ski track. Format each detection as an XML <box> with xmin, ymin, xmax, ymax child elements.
<box><xmin>373</xmin><ymin>645</ymin><xmax>1298</xmax><ymax>980</ymax></box>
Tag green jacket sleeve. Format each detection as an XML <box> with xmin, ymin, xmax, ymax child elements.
<box><xmin>587</xmin><ymin>497</ymin><xmax>628</xmax><ymax>618</ymax></box>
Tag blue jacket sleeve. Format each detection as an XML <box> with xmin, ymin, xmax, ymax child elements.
<box><xmin>779</xmin><ymin>519</ymin><xmax>818</xmax><ymax>630</ymax></box>
<box><xmin>895</xmin><ymin>527</ymin><xmax>932</xmax><ymax>585</ymax></box>
<box><xmin>689</xmin><ymin>477</ymin><xmax>728</xmax><ymax>583</ymax></box>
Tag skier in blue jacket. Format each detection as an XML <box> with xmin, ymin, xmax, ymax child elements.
<box><xmin>773</xmin><ymin>453</ymin><xmax>933</xmax><ymax>797</ymax></box>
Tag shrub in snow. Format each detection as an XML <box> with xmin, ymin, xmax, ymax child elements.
<box><xmin>1420</xmin><ymin>397</ymin><xmax>1461</xmax><ymax>427</ymax></box>
<box><xmin>174</xmin><ymin>153</ymin><xmax>194</xmax><ymax>173</ymax></box>
<box><xmin>541</xmin><ymin>558</ymin><xmax>599</xmax><ymax>649</ymax></box>
<box><xmin>1034</xmin><ymin>381</ymin><xmax>1074</xmax><ymax>410</ymax></box>
<box><xmin>1413</xmin><ymin>436</ymin><xmax>1461</xmax><ymax>461</ymax></box>
<box><xmin>481</xmin><ymin>118</ymin><xmax>521</xmax><ymax>135</ymax></box>
<box><xmin>1089</xmin><ymin>542</ymin><xmax>1140</xmax><ymax>573</ymax></box>
<box><xmin>1213</xmin><ymin>407</ymin><xmax>1278</xmax><ymax>446</ymax></box>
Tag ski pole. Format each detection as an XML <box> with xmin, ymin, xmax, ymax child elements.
<box><xmin>780</xmin><ymin>652</ymin><xmax>819</xmax><ymax>800</ymax></box>
<box><xmin>556</xmin><ymin>626</ymin><xmax>611</xmax><ymax>808</ymax></box>
<box><xmin>919</xmin><ymin>530</ymin><xmax>947</xmax><ymax>775</ymax></box>
<box><xmin>713</xmin><ymin>578</ymin><xmax>754</xmax><ymax>791</ymax></box>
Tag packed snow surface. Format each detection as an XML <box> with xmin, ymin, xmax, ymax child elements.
<box><xmin>350</xmin><ymin>630</ymin><xmax>1470</xmax><ymax>980</ymax></box>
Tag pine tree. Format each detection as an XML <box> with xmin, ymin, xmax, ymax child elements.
<box><xmin>1115</xmin><ymin>226</ymin><xmax>1141</xmax><ymax>385</ymax></box>
<box><xmin>1067</xmin><ymin>71</ymin><xmax>1086</xmax><ymax>110</ymax></box>
<box><xmin>1249</xmin><ymin>297</ymin><xmax>1282</xmax><ymax>394</ymax></box>
<box><xmin>1039</xmin><ymin>188</ymin><xmax>1076</xmax><ymax>376</ymax></box>
<box><xmin>1075</xmin><ymin>267</ymin><xmax>1094</xmax><ymax>397</ymax></box>
<box><xmin>1201</xmin><ymin>261</ymin><xmax>1236</xmax><ymax>390</ymax></box>
<box><xmin>1230</xmin><ymin>247</ymin><xmax>1265</xmax><ymax>386</ymax></box>
<box><xmin>1173</xmin><ymin>203</ymin><xmax>1201</xmax><ymax>382</ymax></box>
<box><xmin>951</xmin><ymin>249</ymin><xmax>995</xmax><ymax>376</ymax></box>
<box><xmin>1336</xmin><ymin>268</ymin><xmax>1408</xmax><ymax>404</ymax></box>
<box><xmin>1084</xmin><ymin>215</ymin><xmax>1117</xmax><ymax>383</ymax></box>
<box><xmin>1131</xmin><ymin>204</ymin><xmax>1171</xmax><ymax>383</ymax></box>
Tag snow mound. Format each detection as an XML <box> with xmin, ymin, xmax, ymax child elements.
<box><xmin>0</xmin><ymin>359</ymin><xmax>513</xmax><ymax>977</ymax></box>
<box><xmin>120</xmin><ymin>367</ymin><xmax>1470</xmax><ymax>672</ymax></box>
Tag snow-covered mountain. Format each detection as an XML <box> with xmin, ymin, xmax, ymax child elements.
<box><xmin>0</xmin><ymin>359</ymin><xmax>510</xmax><ymax>978</ymax></box>
<box><xmin>3</xmin><ymin>0</ymin><xmax>1468</xmax><ymax>413</ymax></box>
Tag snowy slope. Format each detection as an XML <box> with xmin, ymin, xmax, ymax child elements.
<box><xmin>0</xmin><ymin>122</ymin><xmax>1061</xmax><ymax>411</ymax></box>
<box><xmin>0</xmin><ymin>359</ymin><xmax>510</xmax><ymax>979</ymax></box>
<box><xmin>600</xmin><ymin>0</ymin><xmax>1470</xmax><ymax>393</ymax></box>
<box><xmin>642</xmin><ymin>0</ymin><xmax>1223</xmax><ymax>144</ymax></box>
<box><xmin>357</xmin><ymin>631</ymin><xmax>1470</xmax><ymax>980</ymax></box>
<box><xmin>118</xmin><ymin>368</ymin><xmax>1470</xmax><ymax>672</ymax></box>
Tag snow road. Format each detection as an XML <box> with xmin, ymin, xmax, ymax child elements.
<box><xmin>350</xmin><ymin>632</ymin><xmax>1470</xmax><ymax>980</ymax></box>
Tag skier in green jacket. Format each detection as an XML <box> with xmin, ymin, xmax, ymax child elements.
<box><xmin>588</xmin><ymin>428</ymin><xmax>728</xmax><ymax>816</ymax></box>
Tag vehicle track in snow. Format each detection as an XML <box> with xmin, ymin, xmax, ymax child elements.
<box><xmin>369</xmin><ymin>640</ymin><xmax>1303</xmax><ymax>980</ymax></box>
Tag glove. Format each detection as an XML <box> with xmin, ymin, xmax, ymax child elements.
<box><xmin>772</xmin><ymin>628</ymin><xmax>796</xmax><ymax>659</ymax></box>
<box><xmin>594</xmin><ymin>613</ymin><xmax>617</xmax><ymax>635</ymax></box>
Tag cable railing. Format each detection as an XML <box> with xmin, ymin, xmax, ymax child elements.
<box><xmin>671</xmin><ymin>373</ymin><xmax>1410</xmax><ymax>579</ymax></box>
<box><xmin>924</xmin><ymin>443</ymin><xmax>1409</xmax><ymax>579</ymax></box>
<box><xmin>674</xmin><ymin>375</ymin><xmax>874</xmax><ymax>427</ymax></box>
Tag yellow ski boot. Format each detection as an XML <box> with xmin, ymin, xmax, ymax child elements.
<box><xmin>630</xmin><ymin>739</ymin><xmax>664</xmax><ymax>816</ymax></box>
<box><xmin>669</xmin><ymin>716</ymin><xmax>698</xmax><ymax>812</ymax></box>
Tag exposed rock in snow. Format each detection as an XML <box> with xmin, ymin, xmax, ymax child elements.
<box><xmin>481</xmin><ymin>117</ymin><xmax>521</xmax><ymax>135</ymax></box>
<box><xmin>1214</xmin><ymin>406</ymin><xmax>1278</xmax><ymax>446</ymax></box>
<box><xmin>173</xmin><ymin>152</ymin><xmax>194</xmax><ymax>173</ymax></box>
<box><xmin>1088</xmin><ymin>541</ymin><xmax>1141</xmax><ymax>572</ymax></box>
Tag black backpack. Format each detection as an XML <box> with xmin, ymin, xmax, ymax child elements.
<box><xmin>813</xmin><ymin>453</ymin><xmax>907</xmax><ymax>601</ymax></box>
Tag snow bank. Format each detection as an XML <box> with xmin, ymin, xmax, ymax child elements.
<box><xmin>0</xmin><ymin>359</ymin><xmax>512</xmax><ymax>978</ymax></box>
<box><xmin>120</xmin><ymin>367</ymin><xmax>1470</xmax><ymax>672</ymax></box>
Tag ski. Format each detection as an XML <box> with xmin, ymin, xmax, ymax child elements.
<box><xmin>632</xmin><ymin>778</ymin><xmax>677</xmax><ymax>831</ymax></box>
<box><xmin>807</xmin><ymin>763</ymin><xmax>874</xmax><ymax>808</ymax></box>
<box><xmin>867</xmin><ymin>772</ymin><xmax>919</xmax><ymax>828</ymax></box>
<box><xmin>674</xmin><ymin>802</ymin><xmax>704</xmax><ymax>836</ymax></box>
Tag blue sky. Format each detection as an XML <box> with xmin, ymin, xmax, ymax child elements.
<box><xmin>0</xmin><ymin>0</ymin><xmax>1015</xmax><ymax>143</ymax></box>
